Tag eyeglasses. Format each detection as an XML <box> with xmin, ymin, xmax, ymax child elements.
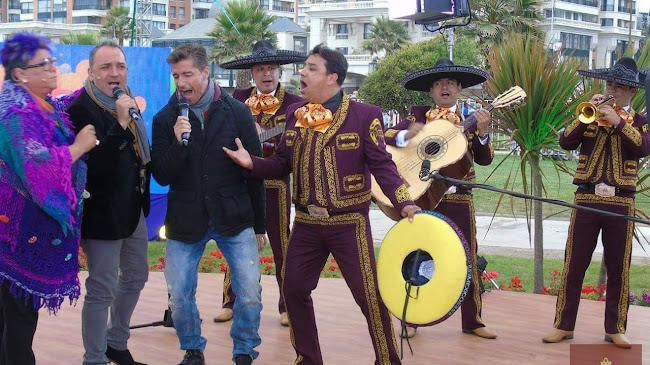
<box><xmin>20</xmin><ymin>57</ymin><xmax>57</xmax><ymax>71</ymax></box>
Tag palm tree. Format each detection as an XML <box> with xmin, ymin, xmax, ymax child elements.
<box><xmin>208</xmin><ymin>1</ymin><xmax>277</xmax><ymax>88</ymax></box>
<box><xmin>464</xmin><ymin>0</ymin><xmax>543</xmax><ymax>51</ymax></box>
<box><xmin>101</xmin><ymin>6</ymin><xmax>131</xmax><ymax>46</ymax></box>
<box><xmin>485</xmin><ymin>32</ymin><xmax>587</xmax><ymax>293</ymax></box>
<box><xmin>361</xmin><ymin>16</ymin><xmax>411</xmax><ymax>58</ymax></box>
<box><xmin>61</xmin><ymin>31</ymin><xmax>101</xmax><ymax>45</ymax></box>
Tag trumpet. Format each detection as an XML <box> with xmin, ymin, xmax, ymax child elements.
<box><xmin>576</xmin><ymin>95</ymin><xmax>616</xmax><ymax>124</ymax></box>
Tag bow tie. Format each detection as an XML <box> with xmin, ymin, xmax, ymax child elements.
<box><xmin>294</xmin><ymin>103</ymin><xmax>333</xmax><ymax>133</ymax></box>
<box><xmin>245</xmin><ymin>94</ymin><xmax>281</xmax><ymax>116</ymax></box>
<box><xmin>425</xmin><ymin>106</ymin><xmax>460</xmax><ymax>124</ymax></box>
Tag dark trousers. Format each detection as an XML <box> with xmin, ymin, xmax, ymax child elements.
<box><xmin>0</xmin><ymin>281</ymin><xmax>38</xmax><ymax>365</ymax></box>
<box><xmin>553</xmin><ymin>192</ymin><xmax>634</xmax><ymax>334</ymax></box>
<box><xmin>222</xmin><ymin>179</ymin><xmax>291</xmax><ymax>314</ymax></box>
<box><xmin>434</xmin><ymin>193</ymin><xmax>485</xmax><ymax>331</ymax></box>
<box><xmin>284</xmin><ymin>211</ymin><xmax>401</xmax><ymax>365</ymax></box>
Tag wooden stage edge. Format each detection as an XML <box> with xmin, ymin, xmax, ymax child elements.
<box><xmin>34</xmin><ymin>272</ymin><xmax>649</xmax><ymax>365</ymax></box>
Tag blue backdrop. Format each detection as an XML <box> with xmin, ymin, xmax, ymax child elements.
<box><xmin>1</xmin><ymin>43</ymin><xmax>173</xmax><ymax>240</ymax></box>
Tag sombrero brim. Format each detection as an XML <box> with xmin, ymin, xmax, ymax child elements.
<box><xmin>402</xmin><ymin>66</ymin><xmax>489</xmax><ymax>92</ymax></box>
<box><xmin>578</xmin><ymin>69</ymin><xmax>645</xmax><ymax>89</ymax></box>
<box><xmin>220</xmin><ymin>50</ymin><xmax>307</xmax><ymax>70</ymax></box>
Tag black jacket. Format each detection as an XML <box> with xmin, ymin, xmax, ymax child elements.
<box><xmin>151</xmin><ymin>86</ymin><xmax>265</xmax><ymax>242</ymax></box>
<box><xmin>68</xmin><ymin>90</ymin><xmax>151</xmax><ymax>240</ymax></box>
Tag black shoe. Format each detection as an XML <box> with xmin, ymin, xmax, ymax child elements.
<box><xmin>178</xmin><ymin>350</ymin><xmax>205</xmax><ymax>365</ymax></box>
<box><xmin>234</xmin><ymin>355</ymin><xmax>252</xmax><ymax>365</ymax></box>
<box><xmin>106</xmin><ymin>346</ymin><xmax>147</xmax><ymax>365</ymax></box>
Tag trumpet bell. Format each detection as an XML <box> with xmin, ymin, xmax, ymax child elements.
<box><xmin>576</xmin><ymin>102</ymin><xmax>597</xmax><ymax>124</ymax></box>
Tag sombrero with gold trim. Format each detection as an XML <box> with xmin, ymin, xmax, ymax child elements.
<box><xmin>402</xmin><ymin>58</ymin><xmax>489</xmax><ymax>92</ymax></box>
<box><xmin>220</xmin><ymin>40</ymin><xmax>307</xmax><ymax>70</ymax></box>
<box><xmin>377</xmin><ymin>210</ymin><xmax>471</xmax><ymax>326</ymax></box>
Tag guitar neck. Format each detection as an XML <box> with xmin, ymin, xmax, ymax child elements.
<box><xmin>460</xmin><ymin>104</ymin><xmax>495</xmax><ymax>130</ymax></box>
<box><xmin>259</xmin><ymin>123</ymin><xmax>286</xmax><ymax>142</ymax></box>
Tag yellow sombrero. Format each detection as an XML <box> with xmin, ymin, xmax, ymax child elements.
<box><xmin>377</xmin><ymin>210</ymin><xmax>471</xmax><ymax>326</ymax></box>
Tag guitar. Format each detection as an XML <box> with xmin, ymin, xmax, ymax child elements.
<box><xmin>256</xmin><ymin>123</ymin><xmax>286</xmax><ymax>157</ymax></box>
<box><xmin>371</xmin><ymin>86</ymin><xmax>527</xmax><ymax>220</ymax></box>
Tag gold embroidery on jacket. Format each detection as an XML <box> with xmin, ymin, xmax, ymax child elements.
<box><xmin>336</xmin><ymin>133</ymin><xmax>360</xmax><ymax>150</ymax></box>
<box><xmin>369</xmin><ymin>118</ymin><xmax>384</xmax><ymax>146</ymax></box>
<box><xmin>384</xmin><ymin>129</ymin><xmax>398</xmax><ymax>138</ymax></box>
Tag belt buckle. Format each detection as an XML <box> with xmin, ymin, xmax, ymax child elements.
<box><xmin>595</xmin><ymin>182</ymin><xmax>615</xmax><ymax>197</ymax></box>
<box><xmin>307</xmin><ymin>204</ymin><xmax>330</xmax><ymax>218</ymax></box>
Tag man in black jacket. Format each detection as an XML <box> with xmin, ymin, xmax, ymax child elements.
<box><xmin>151</xmin><ymin>44</ymin><xmax>265</xmax><ymax>365</ymax></box>
<box><xmin>68</xmin><ymin>41</ymin><xmax>150</xmax><ymax>365</ymax></box>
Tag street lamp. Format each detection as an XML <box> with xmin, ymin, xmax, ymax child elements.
<box><xmin>368</xmin><ymin>58</ymin><xmax>378</xmax><ymax>73</ymax></box>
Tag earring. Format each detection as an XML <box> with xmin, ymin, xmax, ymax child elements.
<box><xmin>21</xmin><ymin>79</ymin><xmax>28</xmax><ymax>84</ymax></box>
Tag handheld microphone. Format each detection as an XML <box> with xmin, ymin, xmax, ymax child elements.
<box><xmin>112</xmin><ymin>86</ymin><xmax>142</xmax><ymax>123</ymax></box>
<box><xmin>178</xmin><ymin>95</ymin><xmax>190</xmax><ymax>147</ymax></box>
<box><xmin>419</xmin><ymin>160</ymin><xmax>431</xmax><ymax>181</ymax></box>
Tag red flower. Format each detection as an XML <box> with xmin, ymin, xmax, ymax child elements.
<box><xmin>259</xmin><ymin>256</ymin><xmax>274</xmax><ymax>264</ymax></box>
<box><xmin>219</xmin><ymin>262</ymin><xmax>228</xmax><ymax>273</ymax></box>
<box><xmin>209</xmin><ymin>250</ymin><xmax>223</xmax><ymax>259</ymax></box>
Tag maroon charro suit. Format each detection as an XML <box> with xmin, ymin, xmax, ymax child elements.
<box><xmin>384</xmin><ymin>105</ymin><xmax>494</xmax><ymax>331</ymax></box>
<box><xmin>221</xmin><ymin>85</ymin><xmax>304</xmax><ymax>315</ymax></box>
<box><xmin>250</xmin><ymin>93</ymin><xmax>414</xmax><ymax>365</ymax></box>
<box><xmin>554</xmin><ymin>111</ymin><xmax>650</xmax><ymax>334</ymax></box>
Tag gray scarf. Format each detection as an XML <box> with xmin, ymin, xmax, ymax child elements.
<box><xmin>190</xmin><ymin>80</ymin><xmax>216</xmax><ymax>127</ymax></box>
<box><xmin>85</xmin><ymin>80</ymin><xmax>151</xmax><ymax>165</ymax></box>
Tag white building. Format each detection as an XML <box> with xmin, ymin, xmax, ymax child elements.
<box><xmin>539</xmin><ymin>0</ymin><xmax>644</xmax><ymax>69</ymax></box>
<box><xmin>302</xmin><ymin>0</ymin><xmax>433</xmax><ymax>90</ymax></box>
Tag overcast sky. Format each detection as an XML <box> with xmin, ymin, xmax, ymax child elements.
<box><xmin>388</xmin><ymin>0</ymin><xmax>650</xmax><ymax>19</ymax></box>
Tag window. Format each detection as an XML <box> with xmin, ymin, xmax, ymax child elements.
<box><xmin>153</xmin><ymin>20</ymin><xmax>165</xmax><ymax>29</ymax></box>
<box><xmin>600</xmin><ymin>0</ymin><xmax>614</xmax><ymax>11</ymax></box>
<box><xmin>335</xmin><ymin>47</ymin><xmax>348</xmax><ymax>55</ymax></box>
<box><xmin>73</xmin><ymin>0</ymin><xmax>107</xmax><ymax>10</ymax></box>
<box><xmin>9</xmin><ymin>13</ymin><xmax>21</xmax><ymax>21</ymax></box>
<box><xmin>169</xmin><ymin>23</ymin><xmax>176</xmax><ymax>29</ymax></box>
<box><xmin>258</xmin><ymin>0</ymin><xmax>269</xmax><ymax>9</ymax></box>
<box><xmin>336</xmin><ymin>24</ymin><xmax>348</xmax><ymax>34</ymax></box>
<box><xmin>53</xmin><ymin>0</ymin><xmax>66</xmax><ymax>11</ymax></box>
<box><xmin>601</xmin><ymin>18</ymin><xmax>613</xmax><ymax>26</ymax></box>
<box><xmin>21</xmin><ymin>2</ymin><xmax>33</xmax><ymax>13</ymax></box>
<box><xmin>38</xmin><ymin>0</ymin><xmax>51</xmax><ymax>12</ymax></box>
<box><xmin>559</xmin><ymin>32</ymin><xmax>591</xmax><ymax>57</ymax></box>
<box><xmin>194</xmin><ymin>8</ymin><xmax>209</xmax><ymax>18</ymax></box>
<box><xmin>9</xmin><ymin>0</ymin><xmax>20</xmax><ymax>9</ymax></box>
<box><xmin>293</xmin><ymin>36</ymin><xmax>307</xmax><ymax>75</ymax></box>
<box><xmin>170</xmin><ymin>6</ymin><xmax>175</xmax><ymax>18</ymax></box>
<box><xmin>152</xmin><ymin>3</ymin><xmax>165</xmax><ymax>15</ymax></box>
<box><xmin>178</xmin><ymin>6</ymin><xmax>184</xmax><ymax>19</ymax></box>
<box><xmin>73</xmin><ymin>15</ymin><xmax>102</xmax><ymax>23</ymax></box>
<box><xmin>363</xmin><ymin>23</ymin><xmax>373</xmax><ymax>39</ymax></box>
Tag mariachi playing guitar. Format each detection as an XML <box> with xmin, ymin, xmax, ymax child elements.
<box><xmin>372</xmin><ymin>86</ymin><xmax>526</xmax><ymax>220</ymax></box>
<box><xmin>256</xmin><ymin>123</ymin><xmax>286</xmax><ymax>157</ymax></box>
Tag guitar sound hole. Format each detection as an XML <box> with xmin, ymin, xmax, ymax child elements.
<box><xmin>425</xmin><ymin>142</ymin><xmax>441</xmax><ymax>156</ymax></box>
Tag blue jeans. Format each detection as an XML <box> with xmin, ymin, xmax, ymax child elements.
<box><xmin>165</xmin><ymin>226</ymin><xmax>262</xmax><ymax>359</ymax></box>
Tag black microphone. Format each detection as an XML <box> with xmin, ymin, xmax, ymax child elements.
<box><xmin>112</xmin><ymin>86</ymin><xmax>141</xmax><ymax>123</ymax></box>
<box><xmin>419</xmin><ymin>160</ymin><xmax>431</xmax><ymax>181</ymax></box>
<box><xmin>178</xmin><ymin>95</ymin><xmax>190</xmax><ymax>147</ymax></box>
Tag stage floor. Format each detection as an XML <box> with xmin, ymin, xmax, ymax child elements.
<box><xmin>34</xmin><ymin>272</ymin><xmax>648</xmax><ymax>364</ymax></box>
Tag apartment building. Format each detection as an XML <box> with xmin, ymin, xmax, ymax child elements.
<box><xmin>299</xmin><ymin>0</ymin><xmax>432</xmax><ymax>90</ymax></box>
<box><xmin>539</xmin><ymin>0</ymin><xmax>645</xmax><ymax>68</ymax></box>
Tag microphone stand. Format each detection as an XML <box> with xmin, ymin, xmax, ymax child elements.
<box><xmin>427</xmin><ymin>172</ymin><xmax>650</xmax><ymax>226</ymax></box>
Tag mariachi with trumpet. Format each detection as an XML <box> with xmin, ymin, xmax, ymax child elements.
<box><xmin>576</xmin><ymin>94</ymin><xmax>633</xmax><ymax>127</ymax></box>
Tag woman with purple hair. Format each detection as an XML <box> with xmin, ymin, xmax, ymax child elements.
<box><xmin>0</xmin><ymin>33</ymin><xmax>98</xmax><ymax>364</ymax></box>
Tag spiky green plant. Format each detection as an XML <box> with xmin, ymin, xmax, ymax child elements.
<box><xmin>60</xmin><ymin>32</ymin><xmax>101</xmax><ymax>45</ymax></box>
<box><xmin>208</xmin><ymin>1</ymin><xmax>277</xmax><ymax>88</ymax></box>
<box><xmin>485</xmin><ymin>32</ymin><xmax>588</xmax><ymax>293</ymax></box>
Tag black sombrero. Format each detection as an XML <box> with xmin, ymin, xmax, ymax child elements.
<box><xmin>402</xmin><ymin>58</ymin><xmax>489</xmax><ymax>92</ymax></box>
<box><xmin>578</xmin><ymin>57</ymin><xmax>645</xmax><ymax>89</ymax></box>
<box><xmin>220</xmin><ymin>40</ymin><xmax>307</xmax><ymax>70</ymax></box>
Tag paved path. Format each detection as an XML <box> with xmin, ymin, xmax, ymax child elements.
<box><xmin>291</xmin><ymin>208</ymin><xmax>650</xmax><ymax>264</ymax></box>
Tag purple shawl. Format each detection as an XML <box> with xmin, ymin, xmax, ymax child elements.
<box><xmin>0</xmin><ymin>81</ymin><xmax>86</xmax><ymax>312</ymax></box>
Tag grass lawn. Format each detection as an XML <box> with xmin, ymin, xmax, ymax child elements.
<box><xmin>472</xmin><ymin>154</ymin><xmax>650</xmax><ymax>218</ymax></box>
<box><xmin>145</xmin><ymin>241</ymin><xmax>650</xmax><ymax>304</ymax></box>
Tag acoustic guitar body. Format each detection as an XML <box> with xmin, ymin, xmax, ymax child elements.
<box><xmin>371</xmin><ymin>119</ymin><xmax>469</xmax><ymax>221</ymax></box>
